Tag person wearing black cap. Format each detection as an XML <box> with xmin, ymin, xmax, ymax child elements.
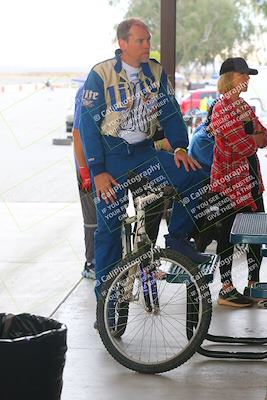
<box><xmin>219</xmin><ymin>57</ymin><xmax>258</xmax><ymax>76</ymax></box>
<box><xmin>209</xmin><ymin>57</ymin><xmax>267</xmax><ymax>307</ymax></box>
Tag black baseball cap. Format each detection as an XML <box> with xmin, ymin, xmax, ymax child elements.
<box><xmin>219</xmin><ymin>57</ymin><xmax>258</xmax><ymax>76</ymax></box>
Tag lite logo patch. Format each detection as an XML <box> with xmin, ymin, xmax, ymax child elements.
<box><xmin>83</xmin><ymin>90</ymin><xmax>99</xmax><ymax>107</ymax></box>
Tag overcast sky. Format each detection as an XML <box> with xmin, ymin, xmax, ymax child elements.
<box><xmin>0</xmin><ymin>0</ymin><xmax>128</xmax><ymax>70</ymax></box>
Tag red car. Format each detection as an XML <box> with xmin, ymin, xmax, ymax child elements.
<box><xmin>180</xmin><ymin>88</ymin><xmax>218</xmax><ymax>115</ymax></box>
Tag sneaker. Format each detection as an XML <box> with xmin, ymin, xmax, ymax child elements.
<box><xmin>218</xmin><ymin>287</ymin><xmax>253</xmax><ymax>307</ymax></box>
<box><xmin>165</xmin><ymin>234</ymin><xmax>211</xmax><ymax>264</ymax></box>
<box><xmin>81</xmin><ymin>262</ymin><xmax>96</xmax><ymax>280</ymax></box>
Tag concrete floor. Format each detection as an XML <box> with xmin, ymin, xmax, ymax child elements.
<box><xmin>1</xmin><ymin>200</ymin><xmax>267</xmax><ymax>400</ymax></box>
<box><xmin>54</xmin><ymin>276</ymin><xmax>267</xmax><ymax>400</ymax></box>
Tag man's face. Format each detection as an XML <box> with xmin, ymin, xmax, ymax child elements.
<box><xmin>119</xmin><ymin>24</ymin><xmax>151</xmax><ymax>67</ymax></box>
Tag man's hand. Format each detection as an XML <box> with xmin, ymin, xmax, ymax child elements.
<box><xmin>79</xmin><ymin>166</ymin><xmax>92</xmax><ymax>191</ymax></box>
<box><xmin>94</xmin><ymin>172</ymin><xmax>119</xmax><ymax>204</ymax></box>
<box><xmin>174</xmin><ymin>149</ymin><xmax>202</xmax><ymax>172</ymax></box>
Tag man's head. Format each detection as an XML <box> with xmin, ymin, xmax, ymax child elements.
<box><xmin>117</xmin><ymin>18</ymin><xmax>151</xmax><ymax>67</ymax></box>
<box><xmin>218</xmin><ymin>57</ymin><xmax>257</xmax><ymax>95</ymax></box>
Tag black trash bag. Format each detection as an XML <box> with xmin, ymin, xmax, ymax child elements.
<box><xmin>0</xmin><ymin>313</ymin><xmax>67</xmax><ymax>400</ymax></box>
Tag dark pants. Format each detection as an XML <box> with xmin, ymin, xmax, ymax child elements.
<box><xmin>77</xmin><ymin>178</ymin><xmax>97</xmax><ymax>264</ymax></box>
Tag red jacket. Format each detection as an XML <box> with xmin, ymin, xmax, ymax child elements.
<box><xmin>210</xmin><ymin>95</ymin><xmax>266</xmax><ymax>211</ymax></box>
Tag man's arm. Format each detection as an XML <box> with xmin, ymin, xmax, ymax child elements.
<box><xmin>73</xmin><ymin>86</ymin><xmax>92</xmax><ymax>191</ymax></box>
<box><xmin>79</xmin><ymin>70</ymin><xmax>106</xmax><ymax>175</ymax></box>
<box><xmin>188</xmin><ymin>128</ymin><xmax>215</xmax><ymax>170</ymax></box>
<box><xmin>73</xmin><ymin>128</ymin><xmax>92</xmax><ymax>191</ymax></box>
<box><xmin>73</xmin><ymin>128</ymin><xmax>87</xmax><ymax>168</ymax></box>
<box><xmin>79</xmin><ymin>69</ymin><xmax>118</xmax><ymax>203</ymax></box>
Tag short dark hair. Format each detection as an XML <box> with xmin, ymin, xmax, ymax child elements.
<box><xmin>117</xmin><ymin>18</ymin><xmax>148</xmax><ymax>41</ymax></box>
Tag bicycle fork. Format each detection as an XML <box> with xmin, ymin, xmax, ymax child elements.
<box><xmin>140</xmin><ymin>262</ymin><xmax>160</xmax><ymax>313</ymax></box>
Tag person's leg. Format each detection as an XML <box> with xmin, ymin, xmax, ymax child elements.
<box><xmin>190</xmin><ymin>191</ymin><xmax>217</xmax><ymax>252</ymax></box>
<box><xmin>247</xmin><ymin>245</ymin><xmax>262</xmax><ymax>283</ymax></box>
<box><xmin>216</xmin><ymin>213</ymin><xmax>236</xmax><ymax>288</ymax></box>
<box><xmin>93</xmin><ymin>141</ymin><xmax>207</xmax><ymax>299</ymax></box>
<box><xmin>244</xmin><ymin>243</ymin><xmax>263</xmax><ymax>301</ymax></box>
<box><xmin>91</xmin><ymin>142</ymin><xmax>150</xmax><ymax>299</ymax></box>
<box><xmin>93</xmin><ymin>178</ymin><xmax>128</xmax><ymax>298</ymax></box>
<box><xmin>215</xmin><ymin>203</ymin><xmax>253</xmax><ymax>288</ymax></box>
<box><xmin>144</xmin><ymin>197</ymin><xmax>165</xmax><ymax>244</ymax></box>
<box><xmin>156</xmin><ymin>150</ymin><xmax>209</xmax><ymax>237</ymax></box>
<box><xmin>215</xmin><ymin>207</ymin><xmax>253</xmax><ymax>307</ymax></box>
<box><xmin>78</xmin><ymin>188</ymin><xmax>97</xmax><ymax>261</ymax></box>
<box><xmin>133</xmin><ymin>150</ymin><xmax>210</xmax><ymax>263</ymax></box>
<box><xmin>77</xmin><ymin>176</ymin><xmax>97</xmax><ymax>278</ymax></box>
<box><xmin>103</xmin><ymin>140</ymin><xmax>207</xmax><ymax>238</ymax></box>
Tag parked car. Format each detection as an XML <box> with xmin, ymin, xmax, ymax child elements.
<box><xmin>206</xmin><ymin>72</ymin><xmax>219</xmax><ymax>87</ymax></box>
<box><xmin>180</xmin><ymin>88</ymin><xmax>218</xmax><ymax>115</ymax></box>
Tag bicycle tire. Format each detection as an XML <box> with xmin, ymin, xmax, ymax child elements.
<box><xmin>111</xmin><ymin>279</ymin><xmax>130</xmax><ymax>339</ymax></box>
<box><xmin>97</xmin><ymin>248</ymin><xmax>212</xmax><ymax>374</ymax></box>
<box><xmin>113</xmin><ymin>301</ymin><xmax>129</xmax><ymax>339</ymax></box>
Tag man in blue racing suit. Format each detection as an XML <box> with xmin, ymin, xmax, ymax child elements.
<box><xmin>80</xmin><ymin>18</ymin><xmax>210</xmax><ymax>297</ymax></box>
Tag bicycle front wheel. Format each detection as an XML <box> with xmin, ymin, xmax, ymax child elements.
<box><xmin>97</xmin><ymin>248</ymin><xmax>212</xmax><ymax>374</ymax></box>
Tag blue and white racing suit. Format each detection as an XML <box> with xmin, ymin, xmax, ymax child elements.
<box><xmin>80</xmin><ymin>50</ymin><xmax>207</xmax><ymax>295</ymax></box>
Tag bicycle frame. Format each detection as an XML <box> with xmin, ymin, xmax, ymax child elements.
<box><xmin>121</xmin><ymin>191</ymin><xmax>163</xmax><ymax>257</ymax></box>
<box><xmin>121</xmin><ymin>191</ymin><xmax>163</xmax><ymax>311</ymax></box>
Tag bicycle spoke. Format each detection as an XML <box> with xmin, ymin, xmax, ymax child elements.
<box><xmin>98</xmin><ymin>250</ymin><xmax>211</xmax><ymax>373</ymax></box>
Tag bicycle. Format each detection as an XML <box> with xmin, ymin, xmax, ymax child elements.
<box><xmin>96</xmin><ymin>180</ymin><xmax>218</xmax><ymax>374</ymax></box>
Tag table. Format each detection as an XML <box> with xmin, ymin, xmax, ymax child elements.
<box><xmin>197</xmin><ymin>212</ymin><xmax>267</xmax><ymax>360</ymax></box>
